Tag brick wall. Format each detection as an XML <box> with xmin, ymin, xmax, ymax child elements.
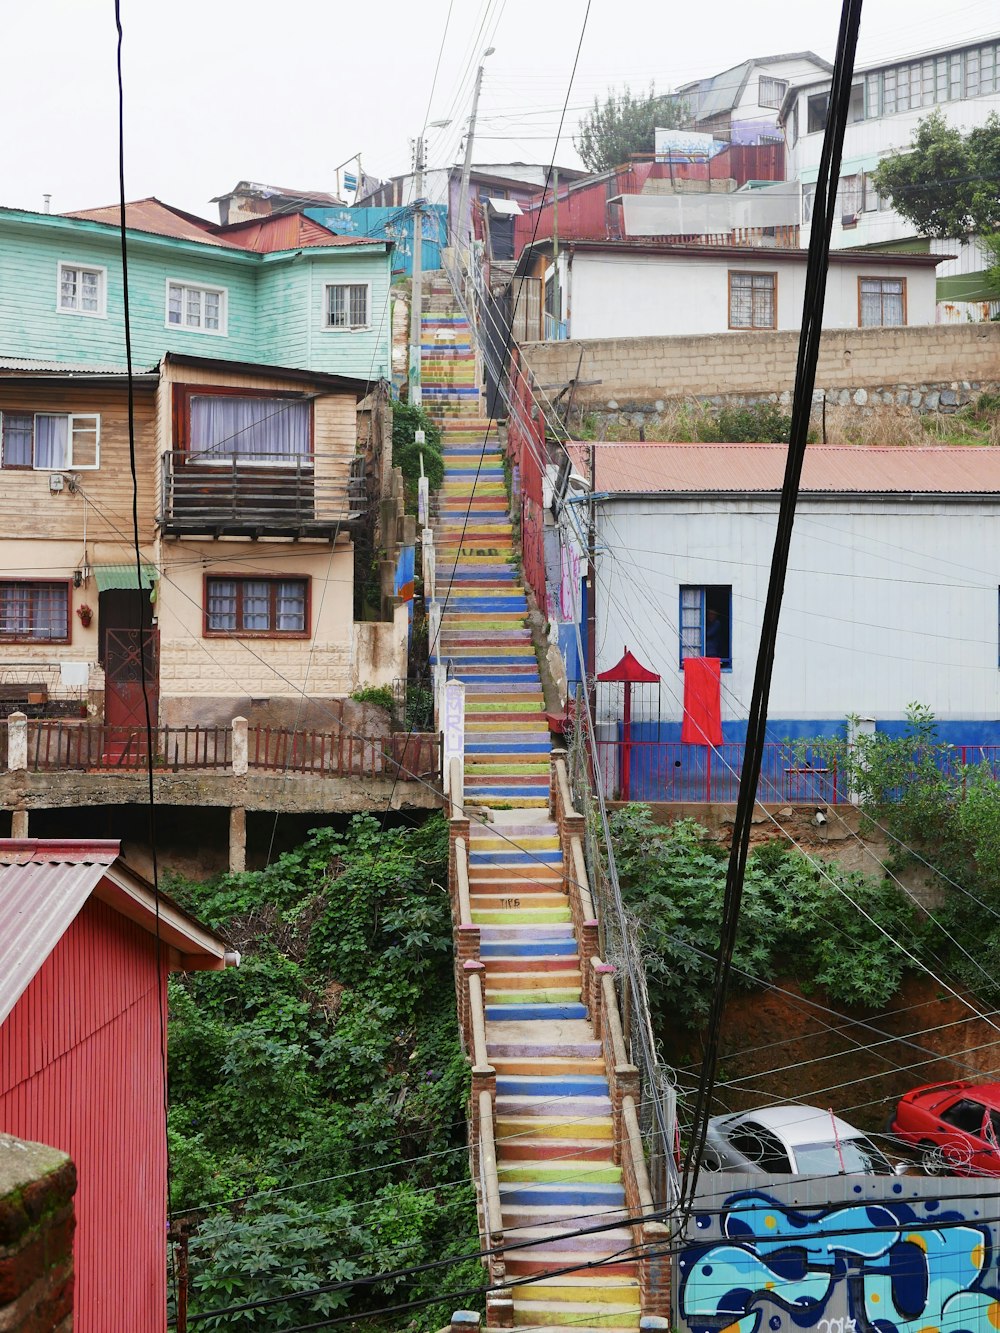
<box><xmin>521</xmin><ymin>323</ymin><xmax>1000</xmax><ymax>408</ymax></box>
<box><xmin>0</xmin><ymin>1134</ymin><xmax>76</xmax><ymax>1332</ymax></box>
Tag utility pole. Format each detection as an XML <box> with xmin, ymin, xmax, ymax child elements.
<box><xmin>552</xmin><ymin>166</ymin><xmax>560</xmax><ymax>334</ymax></box>
<box><xmin>456</xmin><ymin>47</ymin><xmax>495</xmax><ymax>270</ymax></box>
<box><xmin>408</xmin><ymin>134</ymin><xmax>426</xmax><ymax>408</ymax></box>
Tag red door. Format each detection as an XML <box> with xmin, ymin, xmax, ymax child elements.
<box><xmin>105</xmin><ymin>628</ymin><xmax>159</xmax><ymax>763</ymax></box>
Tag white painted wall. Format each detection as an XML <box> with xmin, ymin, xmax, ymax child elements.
<box><xmin>594</xmin><ymin>497</ymin><xmax>1000</xmax><ymax>724</ymax></box>
<box><xmin>564</xmin><ymin>251</ymin><xmax>938</xmax><ymax>338</ymax></box>
<box><xmin>621</xmin><ymin>186</ymin><xmax>797</xmax><ymax>237</ymax></box>
<box><xmin>730</xmin><ymin>56</ymin><xmax>833</xmax><ymax>126</ymax></box>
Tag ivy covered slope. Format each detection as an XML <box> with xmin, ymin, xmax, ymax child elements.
<box><xmin>167</xmin><ymin>814</ymin><xmax>482</xmax><ymax>1331</ymax></box>
<box><xmin>609</xmin><ymin>805</ymin><xmax>925</xmax><ymax>1030</ymax></box>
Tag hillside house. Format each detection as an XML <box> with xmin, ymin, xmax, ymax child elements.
<box><xmin>0</xmin><ymin>838</ymin><xmax>231</xmax><ymax>1330</ymax></box>
<box><xmin>0</xmin><ymin>199</ymin><xmax>392</xmax><ymax>380</ymax></box>
<box><xmin>519</xmin><ymin>238</ymin><xmax>944</xmax><ymax>339</ymax></box>
<box><xmin>677</xmin><ymin>51</ymin><xmax>833</xmax><ymax>146</ymax></box>
<box><xmin>779</xmin><ymin>33</ymin><xmax>1000</xmax><ymax>318</ymax></box>
<box><xmin>565</xmin><ymin>443</ymin><xmax>1000</xmax><ymax>800</ymax></box>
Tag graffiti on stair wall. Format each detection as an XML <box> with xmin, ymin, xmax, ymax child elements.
<box><xmin>678</xmin><ymin>1184</ymin><xmax>1000</xmax><ymax>1333</ymax></box>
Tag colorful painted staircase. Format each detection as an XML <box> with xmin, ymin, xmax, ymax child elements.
<box><xmin>424</xmin><ymin>278</ymin><xmax>642</xmax><ymax>1331</ymax></box>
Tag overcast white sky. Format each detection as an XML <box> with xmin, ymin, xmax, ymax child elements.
<box><xmin>1</xmin><ymin>0</ymin><xmax>997</xmax><ymax>221</ymax></box>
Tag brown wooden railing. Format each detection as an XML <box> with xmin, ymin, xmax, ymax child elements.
<box><xmin>4</xmin><ymin>718</ymin><xmax>441</xmax><ymax>781</ymax></box>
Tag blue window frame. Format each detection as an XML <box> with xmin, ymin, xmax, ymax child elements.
<box><xmin>679</xmin><ymin>585</ymin><xmax>732</xmax><ymax>669</ymax></box>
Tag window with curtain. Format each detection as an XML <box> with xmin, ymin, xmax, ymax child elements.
<box><xmin>205</xmin><ymin>577</ymin><xmax>308</xmax><ymax>635</ymax></box>
<box><xmin>859</xmin><ymin>277</ymin><xmax>905</xmax><ymax>326</ymax></box>
<box><xmin>0</xmin><ymin>582</ymin><xmax>70</xmax><ymax>641</ymax></box>
<box><xmin>58</xmin><ymin>263</ymin><xmax>105</xmax><ymax>316</ymax></box>
<box><xmin>679</xmin><ymin>585</ymin><xmax>733</xmax><ymax>669</ymax></box>
<box><xmin>729</xmin><ymin>272</ymin><xmax>777</xmax><ymax>330</ymax></box>
<box><xmin>188</xmin><ymin>395</ymin><xmax>311</xmax><ymax>464</ymax></box>
<box><xmin>0</xmin><ymin>413</ymin><xmax>100</xmax><ymax>470</ymax></box>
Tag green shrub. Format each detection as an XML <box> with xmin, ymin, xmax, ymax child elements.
<box><xmin>697</xmin><ymin>401</ymin><xmax>793</xmax><ymax>443</ymax></box>
<box><xmin>392</xmin><ymin>400</ymin><xmax>444</xmax><ymax>494</ymax></box>
<box><xmin>351</xmin><ymin>684</ymin><xmax>395</xmax><ymax>713</ymax></box>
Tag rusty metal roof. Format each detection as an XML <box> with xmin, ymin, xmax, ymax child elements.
<box><xmin>64</xmin><ymin>198</ymin><xmax>245</xmax><ymax>248</ymax></box>
<box><xmin>212</xmin><ymin>214</ymin><xmax>386</xmax><ymax>252</ymax></box>
<box><xmin>574</xmin><ymin>444</ymin><xmax>1000</xmax><ymax>496</ymax></box>
<box><xmin>0</xmin><ymin>840</ymin><xmax>230</xmax><ymax>1027</ymax></box>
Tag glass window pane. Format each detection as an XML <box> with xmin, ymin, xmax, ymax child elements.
<box><xmin>204</xmin><ymin>291</ymin><xmax>220</xmax><ymax>329</ymax></box>
<box><xmin>276</xmin><ymin>581</ymin><xmax>306</xmax><ymax>632</ymax></box>
<box><xmin>207</xmin><ymin>580</ymin><xmax>237</xmax><ymax>631</ymax></box>
<box><xmin>70</xmin><ymin>416</ymin><xmax>99</xmax><ymax>468</ymax></box>
<box><xmin>0</xmin><ymin>583</ymin><xmax>67</xmax><ymax>640</ymax></box>
<box><xmin>168</xmin><ymin>284</ymin><xmax>183</xmax><ymax>324</ymax></box>
<box><xmin>327</xmin><ymin>285</ymin><xmax>346</xmax><ymax>327</ymax></box>
<box><xmin>350</xmin><ymin>284</ymin><xmax>367</xmax><ymax>326</ymax></box>
<box><xmin>242</xmin><ymin>581</ymin><xmax>270</xmax><ymax>631</ymax></box>
<box><xmin>34</xmin><ymin>416</ymin><xmax>68</xmax><ymax>469</ymax></box>
<box><xmin>2</xmin><ymin>413</ymin><xmax>33</xmax><ymax>467</ymax></box>
<box><xmin>185</xmin><ymin>288</ymin><xmax>201</xmax><ymax>327</ymax></box>
<box><xmin>680</xmin><ymin>587</ymin><xmax>703</xmax><ymax>659</ymax></box>
<box><xmin>81</xmin><ymin>270</ymin><xmax>100</xmax><ymax>311</ymax></box>
<box><xmin>60</xmin><ymin>268</ymin><xmax>77</xmax><ymax>308</ymax></box>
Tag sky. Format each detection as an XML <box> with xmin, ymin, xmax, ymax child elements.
<box><xmin>1</xmin><ymin>0</ymin><xmax>998</xmax><ymax>222</ymax></box>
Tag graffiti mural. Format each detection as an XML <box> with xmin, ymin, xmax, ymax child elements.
<box><xmin>679</xmin><ymin>1185</ymin><xmax>1000</xmax><ymax>1333</ymax></box>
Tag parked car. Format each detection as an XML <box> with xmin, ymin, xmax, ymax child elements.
<box><xmin>891</xmin><ymin>1081</ymin><xmax>1000</xmax><ymax>1175</ymax></box>
<box><xmin>704</xmin><ymin>1104</ymin><xmax>897</xmax><ymax>1176</ymax></box>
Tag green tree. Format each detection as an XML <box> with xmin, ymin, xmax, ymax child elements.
<box><xmin>872</xmin><ymin>110</ymin><xmax>1000</xmax><ymax>238</ymax></box>
<box><xmin>575</xmin><ymin>84</ymin><xmax>687</xmax><ymax>174</ymax></box>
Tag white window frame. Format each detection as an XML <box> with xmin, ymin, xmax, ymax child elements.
<box><xmin>324</xmin><ymin>281</ymin><xmax>371</xmax><ymax>332</ymax></box>
<box><xmin>57</xmin><ymin>262</ymin><xmax>107</xmax><ymax>318</ymax></box>
<box><xmin>164</xmin><ymin>279</ymin><xmax>228</xmax><ymax>336</ymax></box>
<box><xmin>2</xmin><ymin>413</ymin><xmax>102</xmax><ymax>471</ymax></box>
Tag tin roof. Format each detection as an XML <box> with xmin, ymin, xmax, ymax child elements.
<box><xmin>576</xmin><ymin>444</ymin><xmax>1000</xmax><ymax>497</ymax></box>
<box><xmin>210</xmin><ymin>213</ymin><xmax>378</xmax><ymax>252</ymax></box>
<box><xmin>0</xmin><ymin>839</ymin><xmax>229</xmax><ymax>1027</ymax></box>
<box><xmin>64</xmin><ymin>198</ymin><xmax>245</xmax><ymax>248</ymax></box>
<box><xmin>524</xmin><ymin>238</ymin><xmax>947</xmax><ymax>268</ymax></box>
<box><xmin>211</xmin><ymin>181</ymin><xmax>345</xmax><ymax>207</ymax></box>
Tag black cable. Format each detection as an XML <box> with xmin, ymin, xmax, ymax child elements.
<box><xmin>113</xmin><ymin>0</ymin><xmax>174</xmax><ymax>1311</ymax></box>
<box><xmin>679</xmin><ymin>0</ymin><xmax>865</xmax><ymax>1220</ymax></box>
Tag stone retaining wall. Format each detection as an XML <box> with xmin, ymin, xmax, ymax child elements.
<box><xmin>521</xmin><ymin>324</ymin><xmax>1000</xmax><ymax>421</ymax></box>
<box><xmin>0</xmin><ymin>1135</ymin><xmax>76</xmax><ymax>1332</ymax></box>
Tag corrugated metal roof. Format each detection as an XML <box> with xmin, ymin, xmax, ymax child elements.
<box><xmin>64</xmin><ymin>198</ymin><xmax>246</xmax><ymax>248</ymax></box>
<box><xmin>0</xmin><ymin>357</ymin><xmax>153</xmax><ymax>375</ymax></box>
<box><xmin>0</xmin><ymin>847</ymin><xmax>116</xmax><ymax>1027</ymax></box>
<box><xmin>213</xmin><ymin>214</ymin><xmax>386</xmax><ymax>252</ymax></box>
<box><xmin>575</xmin><ymin>444</ymin><xmax>1000</xmax><ymax>496</ymax></box>
<box><xmin>93</xmin><ymin>563</ymin><xmax>158</xmax><ymax>592</ymax></box>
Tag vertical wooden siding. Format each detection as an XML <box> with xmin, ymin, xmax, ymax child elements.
<box><xmin>0</xmin><ymin>898</ymin><xmax>168</xmax><ymax>1333</ymax></box>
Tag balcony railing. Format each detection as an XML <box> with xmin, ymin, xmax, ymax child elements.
<box><xmin>158</xmin><ymin>451</ymin><xmax>367</xmax><ymax>537</ymax></box>
<box><xmin>4</xmin><ymin>717</ymin><xmax>441</xmax><ymax>782</ymax></box>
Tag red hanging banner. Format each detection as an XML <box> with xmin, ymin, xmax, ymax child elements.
<box><xmin>682</xmin><ymin>657</ymin><xmax>722</xmax><ymax>745</ymax></box>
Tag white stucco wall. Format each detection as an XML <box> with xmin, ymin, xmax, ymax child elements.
<box><xmin>565</xmin><ymin>251</ymin><xmax>938</xmax><ymax>338</ymax></box>
<box><xmin>593</xmin><ymin>496</ymin><xmax>1000</xmax><ymax>725</ymax></box>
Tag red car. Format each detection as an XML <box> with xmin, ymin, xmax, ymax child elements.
<box><xmin>891</xmin><ymin>1080</ymin><xmax>1000</xmax><ymax>1175</ymax></box>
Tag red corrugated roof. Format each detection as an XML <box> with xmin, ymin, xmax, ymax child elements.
<box><xmin>64</xmin><ymin>198</ymin><xmax>246</xmax><ymax>248</ymax></box>
<box><xmin>0</xmin><ymin>840</ymin><xmax>228</xmax><ymax>1025</ymax></box>
<box><xmin>573</xmin><ymin>444</ymin><xmax>1000</xmax><ymax>495</ymax></box>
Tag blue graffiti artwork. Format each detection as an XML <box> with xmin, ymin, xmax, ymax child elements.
<box><xmin>679</xmin><ymin>1190</ymin><xmax>1000</xmax><ymax>1333</ymax></box>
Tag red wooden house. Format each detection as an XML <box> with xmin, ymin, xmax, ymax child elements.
<box><xmin>0</xmin><ymin>839</ymin><xmax>232</xmax><ymax>1331</ymax></box>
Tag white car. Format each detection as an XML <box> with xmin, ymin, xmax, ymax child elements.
<box><xmin>703</xmin><ymin>1104</ymin><xmax>897</xmax><ymax>1176</ymax></box>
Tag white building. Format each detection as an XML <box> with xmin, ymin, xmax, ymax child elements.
<box><xmin>779</xmin><ymin>34</ymin><xmax>1000</xmax><ymax>319</ymax></box>
<box><xmin>582</xmin><ymin>441</ymin><xmax>1000</xmax><ymax>735</ymax></box>
<box><xmin>677</xmin><ymin>52</ymin><xmax>833</xmax><ymax>145</ymax></box>
<box><xmin>526</xmin><ymin>240</ymin><xmax>942</xmax><ymax>340</ymax></box>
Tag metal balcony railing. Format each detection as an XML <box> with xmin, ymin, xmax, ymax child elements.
<box><xmin>158</xmin><ymin>452</ymin><xmax>368</xmax><ymax>536</ymax></box>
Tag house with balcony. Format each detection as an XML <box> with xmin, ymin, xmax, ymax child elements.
<box><xmin>0</xmin><ymin>199</ymin><xmax>435</xmax><ymax>858</ymax></box>
<box><xmin>779</xmin><ymin>33</ymin><xmax>1000</xmax><ymax>319</ymax></box>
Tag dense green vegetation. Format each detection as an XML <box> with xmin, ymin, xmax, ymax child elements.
<box><xmin>167</xmin><ymin>814</ymin><xmax>482</xmax><ymax>1330</ymax></box>
<box><xmin>609</xmin><ymin>804</ymin><xmax>924</xmax><ymax>1028</ymax></box>
<box><xmin>393</xmin><ymin>400</ymin><xmax>444</xmax><ymax>504</ymax></box>
<box><xmin>575</xmin><ymin>84</ymin><xmax>687</xmax><ymax>173</ymax></box>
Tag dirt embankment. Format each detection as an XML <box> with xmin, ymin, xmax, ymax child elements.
<box><xmin>666</xmin><ymin>975</ymin><xmax>1000</xmax><ymax>1135</ymax></box>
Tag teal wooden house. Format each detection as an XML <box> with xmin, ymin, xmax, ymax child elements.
<box><xmin>0</xmin><ymin>199</ymin><xmax>392</xmax><ymax>380</ymax></box>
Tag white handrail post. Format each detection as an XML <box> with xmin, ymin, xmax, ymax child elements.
<box><xmin>442</xmin><ymin>679</ymin><xmax>465</xmax><ymax>797</ymax></box>
<box><xmin>7</xmin><ymin>712</ymin><xmax>27</xmax><ymax>771</ymax></box>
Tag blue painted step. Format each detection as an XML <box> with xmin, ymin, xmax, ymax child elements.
<box><xmin>480</xmin><ymin>940</ymin><xmax>579</xmax><ymax>957</ymax></box>
<box><xmin>486</xmin><ymin>1002</ymin><xmax>588</xmax><ymax>1021</ymax></box>
<box><xmin>498</xmin><ymin>1183</ymin><xmax>626</xmax><ymax>1206</ymax></box>
<box><xmin>471</xmin><ymin>852</ymin><xmax>563</xmax><ymax>866</ymax></box>
<box><xmin>498</xmin><ymin>1076</ymin><xmax>610</xmax><ymax>1096</ymax></box>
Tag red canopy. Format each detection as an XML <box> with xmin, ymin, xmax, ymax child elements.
<box><xmin>597</xmin><ymin>648</ymin><xmax>660</xmax><ymax>684</ymax></box>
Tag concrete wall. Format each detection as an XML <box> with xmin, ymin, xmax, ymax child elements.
<box><xmin>522</xmin><ymin>322</ymin><xmax>1000</xmax><ymax>407</ymax></box>
<box><xmin>0</xmin><ymin>1134</ymin><xmax>75</xmax><ymax>1332</ymax></box>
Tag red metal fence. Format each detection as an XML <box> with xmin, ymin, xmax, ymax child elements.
<box><xmin>505</xmin><ymin>346</ymin><xmax>548</xmax><ymax>614</ymax></box>
<box><xmin>594</xmin><ymin>738</ymin><xmax>1000</xmax><ymax>804</ymax></box>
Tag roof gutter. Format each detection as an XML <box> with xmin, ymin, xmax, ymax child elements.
<box><xmin>594</xmin><ymin>490</ymin><xmax>1000</xmax><ymax>503</ymax></box>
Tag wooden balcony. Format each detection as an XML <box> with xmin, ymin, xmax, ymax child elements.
<box><xmin>158</xmin><ymin>451</ymin><xmax>367</xmax><ymax>539</ymax></box>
